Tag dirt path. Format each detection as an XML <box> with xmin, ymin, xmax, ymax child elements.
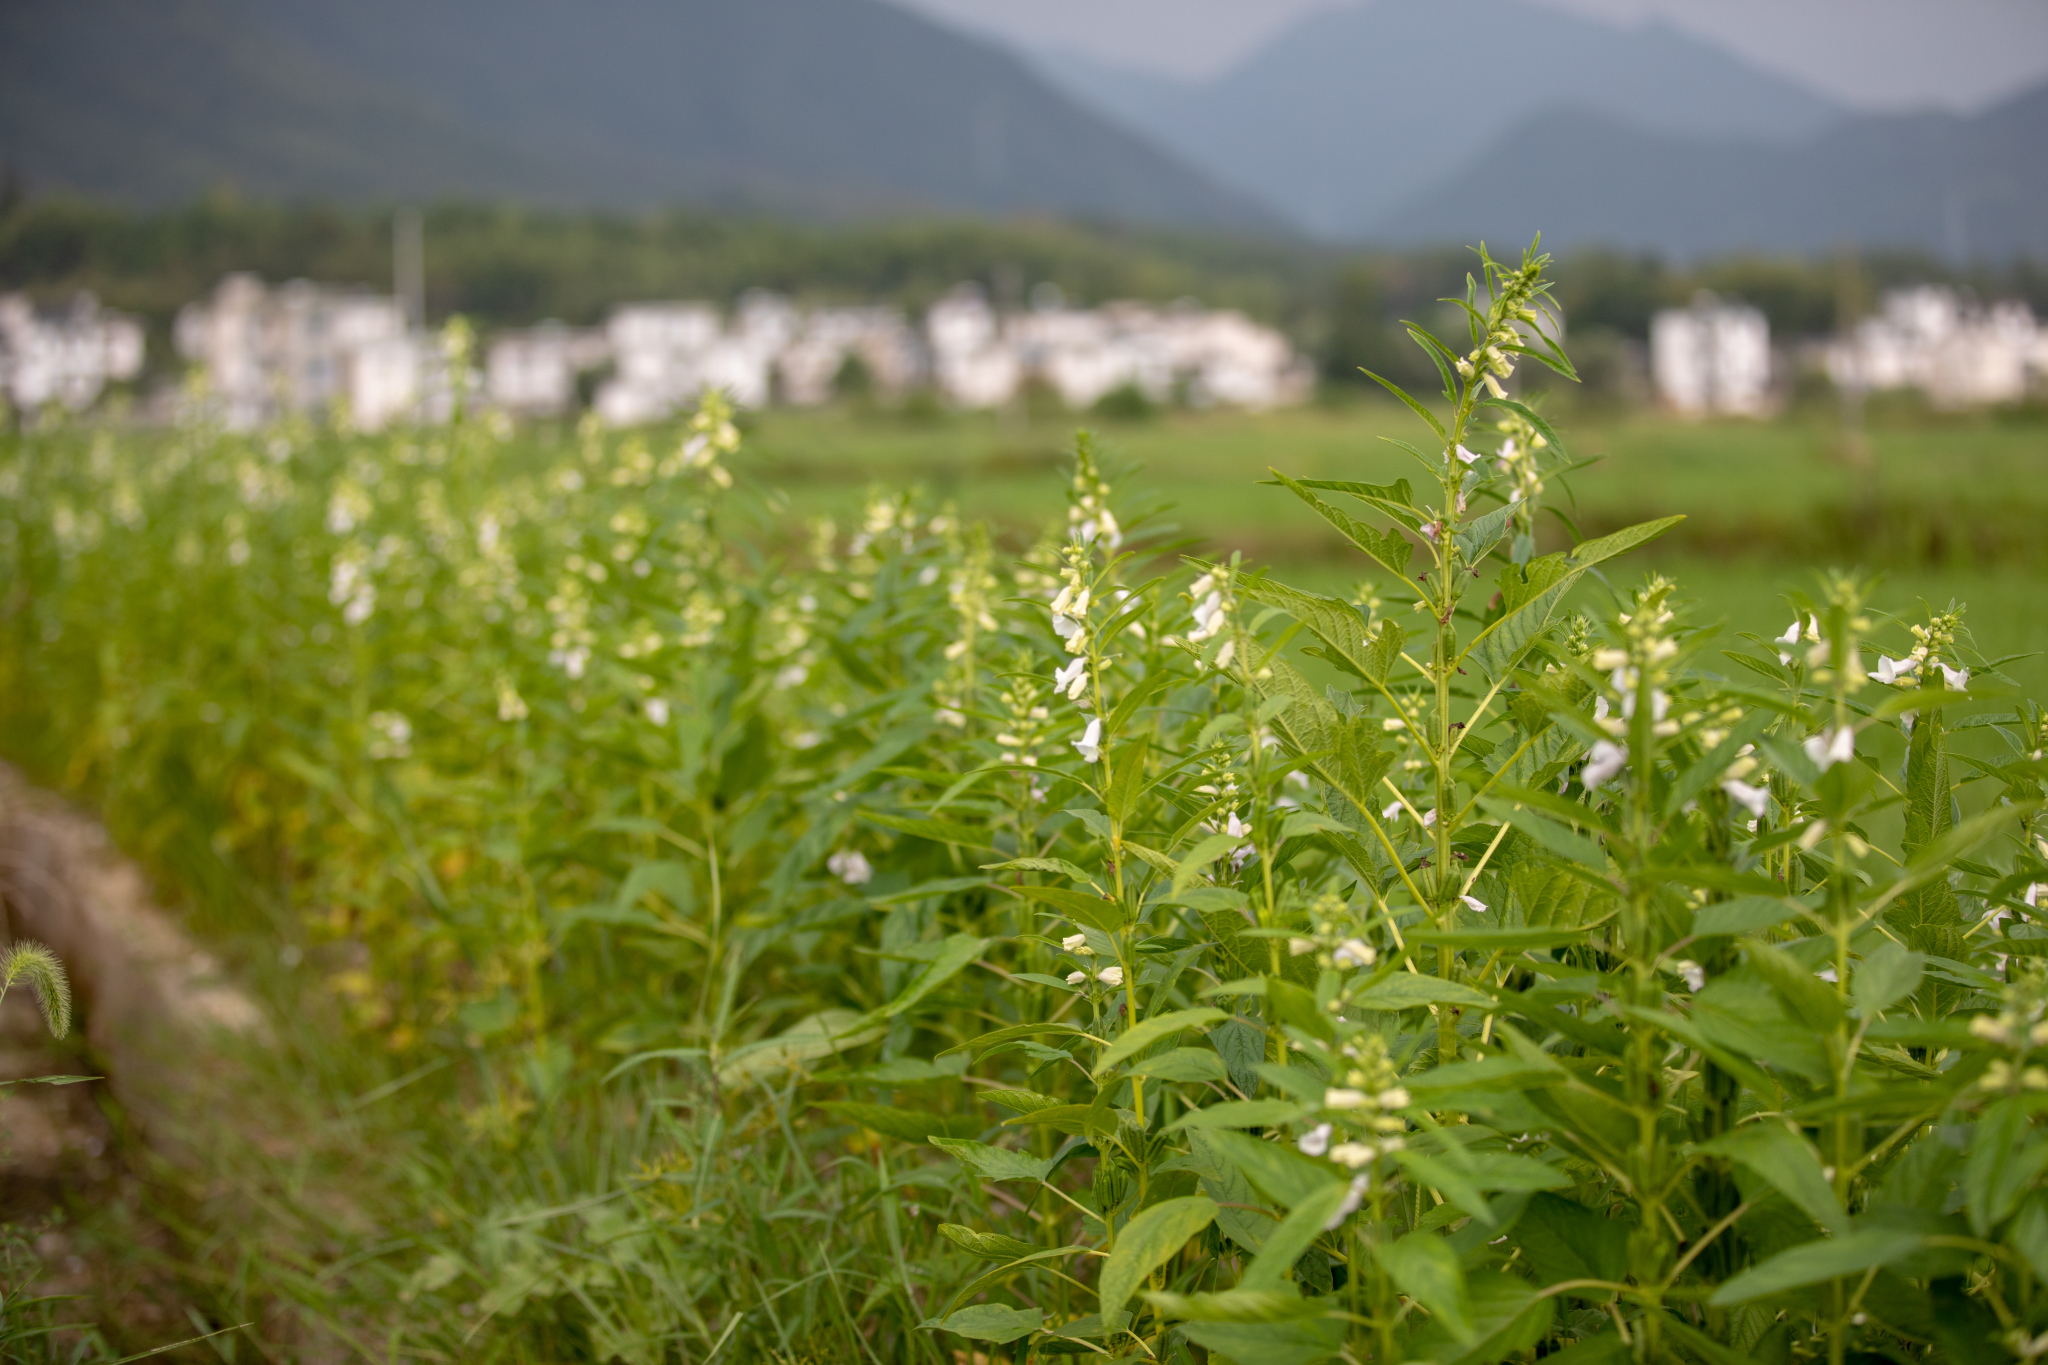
<box><xmin>0</xmin><ymin>764</ymin><xmax>269</xmax><ymax>1347</ymax></box>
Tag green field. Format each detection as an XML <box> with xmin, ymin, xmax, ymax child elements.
<box><xmin>743</xmin><ymin>399</ymin><xmax>2048</xmax><ymax>681</ymax></box>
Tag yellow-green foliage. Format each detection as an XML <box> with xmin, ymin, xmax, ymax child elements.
<box><xmin>2</xmin><ymin>246</ymin><xmax>2047</xmax><ymax>1363</ymax></box>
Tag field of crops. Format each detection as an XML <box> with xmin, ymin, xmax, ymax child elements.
<box><xmin>3</xmin><ymin>251</ymin><xmax>2048</xmax><ymax>1362</ymax></box>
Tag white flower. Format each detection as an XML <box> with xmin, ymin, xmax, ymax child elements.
<box><xmin>1420</xmin><ymin>808</ymin><xmax>1438</xmax><ymax>828</ymax></box>
<box><xmin>1061</xmin><ymin>933</ymin><xmax>1093</xmax><ymax>956</ymax></box>
<box><xmin>1096</xmin><ymin>965</ymin><xmax>1124</xmax><ymax>987</ymax></box>
<box><xmin>1459</xmin><ymin>895</ymin><xmax>1488</xmax><ymax>914</ymax></box>
<box><xmin>1381</xmin><ymin>801</ymin><xmax>1404</xmax><ymax>822</ymax></box>
<box><xmin>1189</xmin><ymin>591</ymin><xmax>1226</xmax><ymax>642</ymax></box>
<box><xmin>1869</xmin><ymin>654</ymin><xmax>1918</xmax><ymax>685</ymax></box>
<box><xmin>2026</xmin><ymin>884</ymin><xmax>2046</xmax><ymax>909</ymax></box>
<box><xmin>1324</xmin><ymin>1174</ymin><xmax>1370</xmax><ymax>1230</ymax></box>
<box><xmin>1333</xmin><ymin>938</ymin><xmax>1375</xmax><ymax>968</ymax></box>
<box><xmin>1051</xmin><ymin>613</ymin><xmax>1086</xmax><ymax>651</ymax></box>
<box><xmin>1721</xmin><ymin>778</ymin><xmax>1770</xmax><ymax>819</ymax></box>
<box><xmin>1066</xmin><ymin>970</ymin><xmax>1088</xmax><ymax>986</ymax></box>
<box><xmin>827</xmin><ymin>850</ymin><xmax>873</xmax><ymax>885</ymax></box>
<box><xmin>1775</xmin><ymin>620</ymin><xmax>1803</xmax><ymax>648</ymax></box>
<box><xmin>1454</xmin><ymin>444</ymin><xmax>1481</xmax><ymax>465</ymax></box>
<box><xmin>1377</xmin><ymin>1087</ymin><xmax>1410</xmax><ymax>1109</ymax></box>
<box><xmin>1053</xmin><ymin>657</ymin><xmax>1089</xmax><ymax>702</ymax></box>
<box><xmin>935</xmin><ymin>707</ymin><xmax>966</xmax><ymax>727</ymax></box>
<box><xmin>1288</xmin><ymin>937</ymin><xmax>1317</xmax><ymax>956</ymax></box>
<box><xmin>1298</xmin><ymin>1123</ymin><xmax>1333</xmax><ymax>1157</ymax></box>
<box><xmin>1329</xmin><ymin>1142</ymin><xmax>1377</xmax><ymax>1170</ymax></box>
<box><xmin>1214</xmin><ymin>638</ymin><xmax>1236</xmax><ymax>670</ymax></box>
<box><xmin>1582</xmin><ymin>739</ymin><xmax>1627</xmax><ymax>788</ymax></box>
<box><xmin>1224</xmin><ymin>811</ymin><xmax>1251</xmax><ymax>839</ymax></box>
<box><xmin>1803</xmin><ymin>726</ymin><xmax>1855</xmax><ymax>771</ymax></box>
<box><xmin>644</xmin><ymin>698</ymin><xmax>671</xmax><ymax>726</ymax></box>
<box><xmin>1940</xmin><ymin>663</ymin><xmax>1970</xmax><ymax>690</ymax></box>
<box><xmin>1072</xmin><ymin>717</ymin><xmax>1103</xmax><ymax>763</ymax></box>
<box><xmin>1323</xmin><ymin>1088</ymin><xmax>1369</xmax><ymax>1110</ymax></box>
<box><xmin>1673</xmin><ymin>959</ymin><xmax>1707</xmax><ymax>992</ymax></box>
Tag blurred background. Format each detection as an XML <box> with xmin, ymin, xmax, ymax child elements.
<box><xmin>2</xmin><ymin>0</ymin><xmax>2045</xmax><ymax>648</ymax></box>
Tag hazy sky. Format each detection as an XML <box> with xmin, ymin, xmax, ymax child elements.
<box><xmin>891</xmin><ymin>0</ymin><xmax>2048</xmax><ymax>111</ymax></box>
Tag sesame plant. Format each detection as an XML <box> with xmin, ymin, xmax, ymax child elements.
<box><xmin>0</xmin><ymin>246</ymin><xmax>2045</xmax><ymax>1363</ymax></box>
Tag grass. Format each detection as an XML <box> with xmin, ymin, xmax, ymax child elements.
<box><xmin>741</xmin><ymin>397</ymin><xmax>2048</xmax><ymax>568</ymax></box>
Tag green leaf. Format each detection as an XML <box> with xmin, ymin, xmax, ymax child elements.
<box><xmin>717</xmin><ymin>1009</ymin><xmax>887</xmax><ymax>1085</ymax></box>
<box><xmin>1391</xmin><ymin>1150</ymin><xmax>1499</xmax><ymax>1228</ymax></box>
<box><xmin>818</xmin><ymin>1102</ymin><xmax>979</xmax><ymax>1144</ymax></box>
<box><xmin>1107</xmin><ymin>735</ymin><xmax>1151</xmax><ymax>828</ymax></box>
<box><xmin>1166</xmin><ymin>1100</ymin><xmax>1306</xmax><ymax>1132</ymax></box>
<box><xmin>1701</xmin><ymin>1123</ymin><xmax>1847</xmax><ymax>1234</ymax></box>
<box><xmin>1173</xmin><ymin>833</ymin><xmax>1244</xmax><ymax>894</ymax></box>
<box><xmin>1287</xmin><ymin>477</ymin><xmax>1422</xmax><ymax>530</ymax></box>
<box><xmin>938</xmin><ymin>1224</ymin><xmax>1044</xmax><ymax>1261</ymax></box>
<box><xmin>938</xmin><ymin>1021</ymin><xmax>1100</xmax><ymax>1059</ymax></box>
<box><xmin>1008</xmin><ymin>883</ymin><xmax>1124</xmax><ymax>933</ymax></box>
<box><xmin>928</xmin><ymin>1137</ymin><xmax>1055</xmax><ymax>1184</ymax></box>
<box><xmin>1402</xmin><ymin>1055</ymin><xmax>1568</xmax><ymax>1096</ymax></box>
<box><xmin>1562</xmin><ymin>515</ymin><xmax>1686</xmax><ymax>571</ymax></box>
<box><xmin>1692</xmin><ymin>896</ymin><xmax>1809</xmax><ymax>937</ymax></box>
<box><xmin>1965</xmin><ymin>1096</ymin><xmax>2048</xmax><ymax>1236</ymax></box>
<box><xmin>1708</xmin><ymin>1230</ymin><xmax>1924</xmax><ymax>1305</ymax></box>
<box><xmin>1241</xmin><ymin>1183</ymin><xmax>1354</xmax><ymax>1292</ymax></box>
<box><xmin>1145</xmin><ymin>1289</ymin><xmax>1333</xmax><ymax>1322</ymax></box>
<box><xmin>1092</xmin><ymin>1007</ymin><xmax>1227</xmax><ymax>1078</ymax></box>
<box><xmin>1128</xmin><ymin>1047</ymin><xmax>1227</xmax><ymax>1083</ymax></box>
<box><xmin>982</xmin><ymin>856</ymin><xmax>1095</xmax><ymax>884</ymax></box>
<box><xmin>863</xmin><ymin>810</ymin><xmax>995</xmax><ymax>848</ymax></box>
<box><xmin>1178</xmin><ymin>1319</ymin><xmax>1347</xmax><ymax>1365</ymax></box>
<box><xmin>1744</xmin><ymin>940</ymin><xmax>1845</xmax><ymax>1033</ymax></box>
<box><xmin>1406</xmin><ymin>926</ymin><xmax>1589</xmax><ymax>950</ymax></box>
<box><xmin>1853</xmin><ymin>940</ymin><xmax>1926</xmax><ymax>1019</ymax></box>
<box><xmin>1512</xmin><ymin>1192</ymin><xmax>1629</xmax><ymax>1290</ymax></box>
<box><xmin>1269</xmin><ymin>469</ymin><xmax>1415</xmax><ymax>582</ymax></box>
<box><xmin>1453</xmin><ymin>502</ymin><xmax>1515</xmax><ymax>565</ymax></box>
<box><xmin>1408</xmin><ymin>1270</ymin><xmax>1555</xmax><ymax>1365</ymax></box>
<box><xmin>1380</xmin><ymin>1231</ymin><xmax>1472</xmax><ymax>1338</ymax></box>
<box><xmin>1235</xmin><ymin>575</ymin><xmax>1382</xmax><ymax>684</ymax></box>
<box><xmin>1352</xmin><ymin>974</ymin><xmax>1496</xmax><ymax>1012</ymax></box>
<box><xmin>1356</xmin><ymin>369</ymin><xmax>1447</xmax><ymax>439</ymax></box>
<box><xmin>1476</xmin><ymin>796</ymin><xmax>1606</xmax><ymax>869</ymax></box>
<box><xmin>862</xmin><ymin>934</ymin><xmax>988</xmax><ymax>1025</ymax></box>
<box><xmin>1097</xmin><ymin>1195</ymin><xmax>1218</xmax><ymax>1315</ymax></box>
<box><xmin>1201</xmin><ymin>1129</ymin><xmax>1341</xmax><ymax>1210</ymax></box>
<box><xmin>919</xmin><ymin>1303</ymin><xmax>1043</xmax><ymax>1344</ymax></box>
<box><xmin>982</xmin><ymin>1088</ymin><xmax>1062</xmax><ymax>1115</ymax></box>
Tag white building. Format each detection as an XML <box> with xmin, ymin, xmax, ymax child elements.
<box><xmin>1651</xmin><ymin>294</ymin><xmax>1773</xmax><ymax>417</ymax></box>
<box><xmin>923</xmin><ymin>285</ymin><xmax>1309</xmax><ymax>412</ymax></box>
<box><xmin>1825</xmin><ymin>286</ymin><xmax>2047</xmax><ymax>407</ymax></box>
<box><xmin>175</xmin><ymin>274</ymin><xmax>421</xmax><ymax>429</ymax></box>
<box><xmin>777</xmin><ymin>306</ymin><xmax>926</xmax><ymax>406</ymax></box>
<box><xmin>485</xmin><ymin>323</ymin><xmax>610</xmax><ymax>418</ymax></box>
<box><xmin>0</xmin><ymin>293</ymin><xmax>145</xmax><ymax>415</ymax></box>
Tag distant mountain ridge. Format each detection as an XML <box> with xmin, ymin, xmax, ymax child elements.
<box><xmin>0</xmin><ymin>0</ymin><xmax>1280</xmax><ymax>231</ymax></box>
<box><xmin>1031</xmin><ymin>0</ymin><xmax>1844</xmax><ymax>239</ymax></box>
<box><xmin>1378</xmin><ymin>81</ymin><xmax>2048</xmax><ymax>258</ymax></box>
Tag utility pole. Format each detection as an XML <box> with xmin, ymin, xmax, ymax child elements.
<box><xmin>394</xmin><ymin>208</ymin><xmax>425</xmax><ymax>332</ymax></box>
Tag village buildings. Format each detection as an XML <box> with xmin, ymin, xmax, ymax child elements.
<box><xmin>1650</xmin><ymin>293</ymin><xmax>1774</xmax><ymax>417</ymax></box>
<box><xmin>0</xmin><ymin>292</ymin><xmax>145</xmax><ymax>415</ymax></box>
<box><xmin>1824</xmin><ymin>285</ymin><xmax>2048</xmax><ymax>408</ymax></box>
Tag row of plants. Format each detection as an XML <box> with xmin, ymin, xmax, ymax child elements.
<box><xmin>2</xmin><ymin>244</ymin><xmax>2046</xmax><ymax>1362</ymax></box>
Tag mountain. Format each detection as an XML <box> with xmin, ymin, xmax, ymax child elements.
<box><xmin>1379</xmin><ymin>81</ymin><xmax>2048</xmax><ymax>258</ymax></box>
<box><xmin>0</xmin><ymin>0</ymin><xmax>1279</xmax><ymax>231</ymax></box>
<box><xmin>1031</xmin><ymin>0</ymin><xmax>1842</xmax><ymax>239</ymax></box>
